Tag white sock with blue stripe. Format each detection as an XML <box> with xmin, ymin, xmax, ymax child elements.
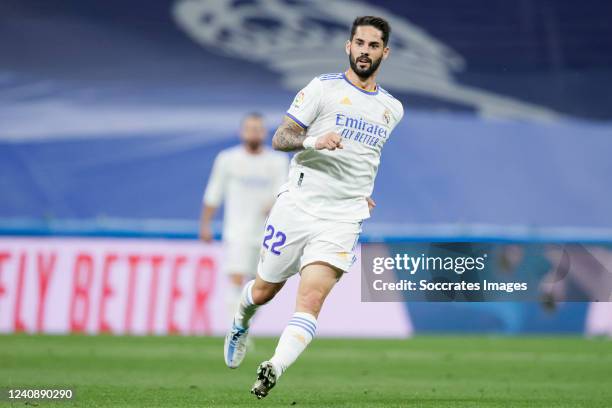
<box><xmin>233</xmin><ymin>280</ymin><xmax>258</xmax><ymax>329</ymax></box>
<box><xmin>270</xmin><ymin>312</ymin><xmax>317</xmax><ymax>377</ymax></box>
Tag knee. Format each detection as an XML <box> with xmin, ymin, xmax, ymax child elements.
<box><xmin>251</xmin><ymin>283</ymin><xmax>279</xmax><ymax>305</ymax></box>
<box><xmin>229</xmin><ymin>274</ymin><xmax>244</xmax><ymax>287</ymax></box>
<box><xmin>296</xmin><ymin>290</ymin><xmax>325</xmax><ymax>316</ymax></box>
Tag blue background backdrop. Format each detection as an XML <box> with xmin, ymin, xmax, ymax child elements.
<box><xmin>2</xmin><ymin>0</ymin><xmax>611</xmax><ymax>333</ymax></box>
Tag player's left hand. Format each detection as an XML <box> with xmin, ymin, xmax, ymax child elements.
<box><xmin>366</xmin><ymin>196</ymin><xmax>376</xmax><ymax>213</ymax></box>
<box><xmin>315</xmin><ymin>132</ymin><xmax>344</xmax><ymax>150</ymax></box>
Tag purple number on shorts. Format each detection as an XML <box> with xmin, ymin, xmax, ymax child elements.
<box><xmin>262</xmin><ymin>225</ymin><xmax>274</xmax><ymax>249</ymax></box>
<box><xmin>270</xmin><ymin>231</ymin><xmax>286</xmax><ymax>255</ymax></box>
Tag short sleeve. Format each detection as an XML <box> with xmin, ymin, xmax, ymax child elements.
<box><xmin>285</xmin><ymin>77</ymin><xmax>323</xmax><ymax>129</ymax></box>
<box><xmin>203</xmin><ymin>152</ymin><xmax>227</xmax><ymax>206</ymax></box>
<box><xmin>390</xmin><ymin>101</ymin><xmax>405</xmax><ymax>132</ymax></box>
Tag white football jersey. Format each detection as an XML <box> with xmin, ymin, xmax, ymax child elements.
<box><xmin>203</xmin><ymin>145</ymin><xmax>289</xmax><ymax>245</ymax></box>
<box><xmin>284</xmin><ymin>72</ymin><xmax>404</xmax><ymax>221</ymax></box>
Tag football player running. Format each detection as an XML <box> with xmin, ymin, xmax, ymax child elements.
<box><xmin>223</xmin><ymin>16</ymin><xmax>404</xmax><ymax>399</ymax></box>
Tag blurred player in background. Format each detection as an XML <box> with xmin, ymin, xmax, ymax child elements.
<box><xmin>199</xmin><ymin>112</ymin><xmax>289</xmax><ymax>326</ymax></box>
<box><xmin>223</xmin><ymin>16</ymin><xmax>404</xmax><ymax>398</ymax></box>
<box><xmin>500</xmin><ymin>244</ymin><xmax>612</xmax><ymax>337</ymax></box>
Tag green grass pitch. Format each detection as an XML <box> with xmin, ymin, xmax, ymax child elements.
<box><xmin>1</xmin><ymin>334</ymin><xmax>611</xmax><ymax>407</ymax></box>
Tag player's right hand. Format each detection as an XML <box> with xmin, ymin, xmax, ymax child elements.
<box><xmin>199</xmin><ymin>225</ymin><xmax>213</xmax><ymax>243</ymax></box>
<box><xmin>315</xmin><ymin>132</ymin><xmax>343</xmax><ymax>150</ymax></box>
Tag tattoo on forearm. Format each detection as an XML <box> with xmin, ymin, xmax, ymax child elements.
<box><xmin>272</xmin><ymin>116</ymin><xmax>307</xmax><ymax>151</ymax></box>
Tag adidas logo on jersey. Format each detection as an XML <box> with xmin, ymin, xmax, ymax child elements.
<box><xmin>340</xmin><ymin>96</ymin><xmax>352</xmax><ymax>105</ymax></box>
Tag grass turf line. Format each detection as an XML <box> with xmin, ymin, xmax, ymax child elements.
<box><xmin>1</xmin><ymin>335</ymin><xmax>611</xmax><ymax>407</ymax></box>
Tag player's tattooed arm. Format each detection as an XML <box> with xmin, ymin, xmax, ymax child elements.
<box><xmin>272</xmin><ymin>116</ymin><xmax>308</xmax><ymax>152</ymax></box>
<box><xmin>273</xmin><ymin>116</ymin><xmax>344</xmax><ymax>151</ymax></box>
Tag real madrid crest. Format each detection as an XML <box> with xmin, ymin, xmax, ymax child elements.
<box><xmin>383</xmin><ymin>109</ymin><xmax>391</xmax><ymax>125</ymax></box>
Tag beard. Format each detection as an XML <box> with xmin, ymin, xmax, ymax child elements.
<box><xmin>349</xmin><ymin>52</ymin><xmax>382</xmax><ymax>80</ymax></box>
<box><xmin>244</xmin><ymin>139</ymin><xmax>263</xmax><ymax>151</ymax></box>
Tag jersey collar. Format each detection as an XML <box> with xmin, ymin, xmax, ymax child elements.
<box><xmin>342</xmin><ymin>72</ymin><xmax>379</xmax><ymax>95</ymax></box>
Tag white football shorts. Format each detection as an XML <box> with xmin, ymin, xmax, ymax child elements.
<box><xmin>257</xmin><ymin>191</ymin><xmax>362</xmax><ymax>283</ymax></box>
<box><xmin>223</xmin><ymin>241</ymin><xmax>260</xmax><ymax>276</ymax></box>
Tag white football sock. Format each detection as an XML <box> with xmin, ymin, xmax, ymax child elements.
<box><xmin>226</xmin><ymin>279</ymin><xmax>243</xmax><ymax>323</ymax></box>
<box><xmin>270</xmin><ymin>312</ymin><xmax>317</xmax><ymax>378</ymax></box>
<box><xmin>233</xmin><ymin>280</ymin><xmax>259</xmax><ymax>329</ymax></box>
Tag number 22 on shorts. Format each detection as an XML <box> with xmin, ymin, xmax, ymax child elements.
<box><xmin>262</xmin><ymin>224</ymin><xmax>286</xmax><ymax>255</ymax></box>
